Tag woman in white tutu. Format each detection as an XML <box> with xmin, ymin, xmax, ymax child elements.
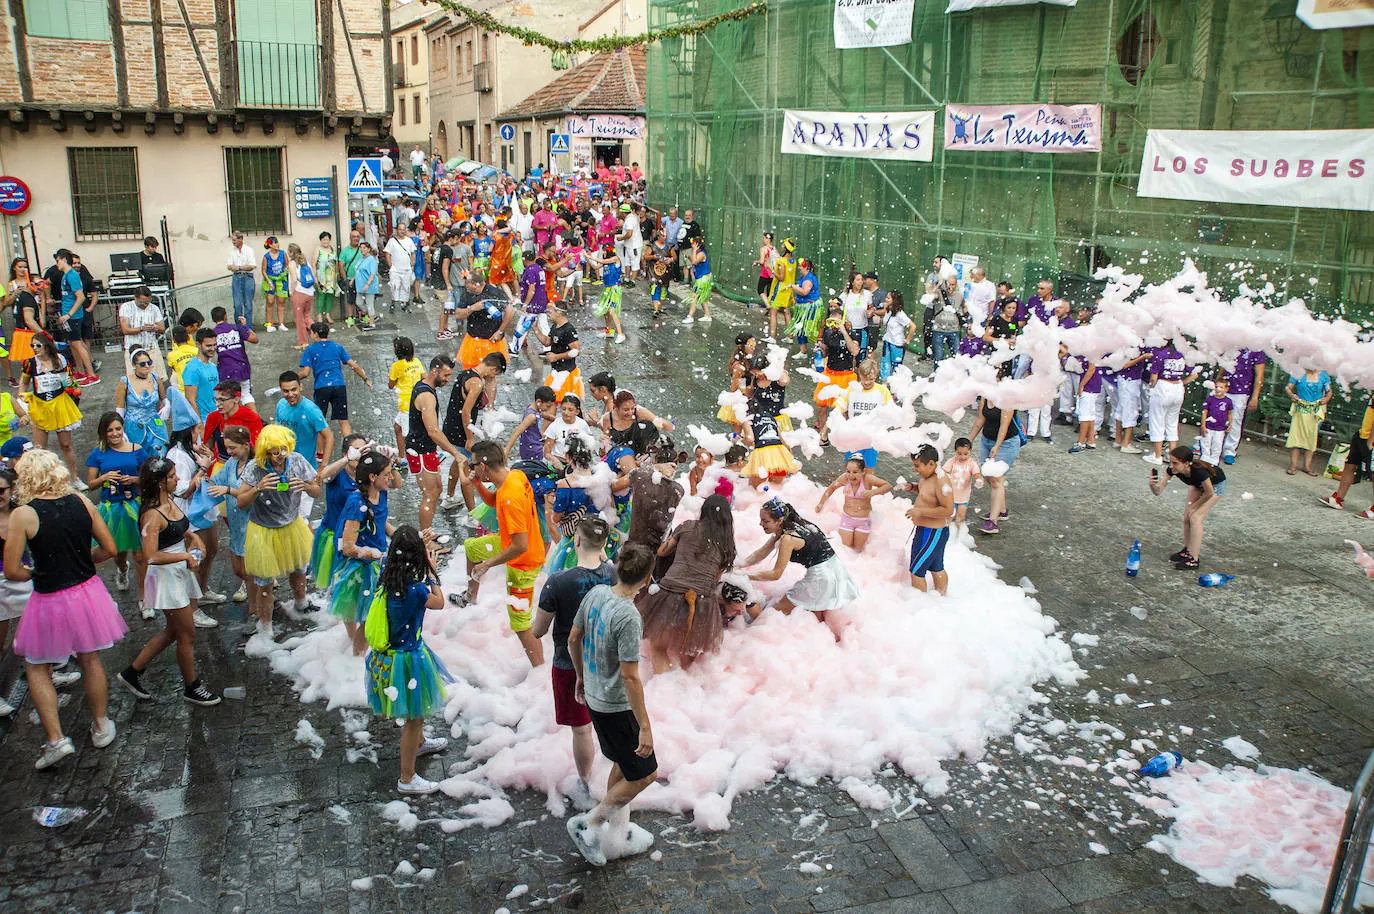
<box><xmin>116</xmin><ymin>456</ymin><xmax>221</xmax><ymax>707</ymax></box>
<box><xmin>744</xmin><ymin>497</ymin><xmax>858</xmax><ymax>638</ymax></box>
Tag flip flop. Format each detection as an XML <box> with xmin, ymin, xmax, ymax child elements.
<box><xmin>1287</xmin><ymin>469</ymin><xmax>1298</xmax><ymax>475</ymax></box>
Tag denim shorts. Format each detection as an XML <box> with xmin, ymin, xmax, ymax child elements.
<box><xmin>977</xmin><ymin>433</ymin><xmax>1020</xmax><ymax>471</ymax></box>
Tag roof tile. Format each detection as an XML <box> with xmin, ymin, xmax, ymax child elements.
<box><xmin>496</xmin><ymin>48</ymin><xmax>646</xmax><ymax>121</ymax></box>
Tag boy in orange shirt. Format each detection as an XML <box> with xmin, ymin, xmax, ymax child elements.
<box><xmin>463</xmin><ymin>440</ymin><xmax>547</xmax><ymax>666</ymax></box>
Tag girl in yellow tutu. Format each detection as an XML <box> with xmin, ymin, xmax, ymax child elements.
<box><xmin>234</xmin><ymin>424</ymin><xmax>320</xmax><ymax>642</ymax></box>
<box><xmin>21</xmin><ymin>331</ymin><xmax>83</xmax><ymax>484</ymax></box>
<box><xmin>717</xmin><ymin>332</ymin><xmax>756</xmax><ymax>435</ymax></box>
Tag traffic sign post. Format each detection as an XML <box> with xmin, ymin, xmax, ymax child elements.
<box><xmin>346</xmin><ymin>158</ymin><xmax>383</xmax><ymax>195</ymax></box>
<box><xmin>550</xmin><ymin>134</ymin><xmax>570</xmax><ymax>155</ymax></box>
<box><xmin>293</xmin><ymin>176</ymin><xmax>333</xmax><ymax>219</ymax></box>
<box><xmin>0</xmin><ymin>176</ymin><xmax>32</xmax><ymax>215</ymax></box>
<box><xmin>499</xmin><ymin>123</ymin><xmax>515</xmax><ymax>142</ymax></box>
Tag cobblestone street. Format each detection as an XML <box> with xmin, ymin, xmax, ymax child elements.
<box><xmin>0</xmin><ymin>283</ymin><xmax>1370</xmax><ymax>914</ymax></box>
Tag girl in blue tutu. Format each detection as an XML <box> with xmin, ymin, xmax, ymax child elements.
<box><xmin>84</xmin><ymin>412</ymin><xmax>148</xmax><ymax>599</ymax></box>
<box><xmin>309</xmin><ymin>433</ymin><xmax>365</xmax><ymax>591</ymax></box>
<box><xmin>331</xmin><ymin>451</ymin><xmax>394</xmax><ymax>655</ymax></box>
<box><xmin>366</xmin><ymin>524</ymin><xmax>453</xmax><ymax>795</ymax></box>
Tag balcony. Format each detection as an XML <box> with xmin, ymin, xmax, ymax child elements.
<box><xmin>235</xmin><ymin>40</ymin><xmax>322</xmax><ymax>109</ymax></box>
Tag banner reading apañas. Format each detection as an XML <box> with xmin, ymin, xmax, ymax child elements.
<box><xmin>782</xmin><ymin>110</ymin><xmax>936</xmax><ymax>162</ymax></box>
<box><xmin>834</xmin><ymin>0</ymin><xmax>915</xmax><ymax>48</ymax></box>
<box><xmin>1137</xmin><ymin>129</ymin><xmax>1374</xmax><ymax>212</ymax></box>
<box><xmin>944</xmin><ymin>103</ymin><xmax>1101</xmax><ymax>153</ymax></box>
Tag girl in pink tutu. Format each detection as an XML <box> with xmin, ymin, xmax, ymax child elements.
<box><xmin>0</xmin><ymin>466</ymin><xmax>30</xmax><ymax>717</ymax></box>
<box><xmin>4</xmin><ymin>448</ymin><xmax>127</xmax><ymax>770</ymax></box>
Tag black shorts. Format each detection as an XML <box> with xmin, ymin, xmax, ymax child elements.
<box><xmin>757</xmin><ymin>274</ymin><xmax>771</xmax><ymax>296</ymax></box>
<box><xmin>1347</xmin><ymin>430</ymin><xmax>1371</xmax><ymax>478</ymax></box>
<box><xmin>314</xmin><ymin>385</ymin><xmax>348</xmax><ymax>420</ymax></box>
<box><xmin>79</xmin><ymin>312</ymin><xmax>95</xmax><ymax>341</ymax></box>
<box><xmin>588</xmin><ymin>707</ymin><xmax>658</xmax><ymax>782</ymax></box>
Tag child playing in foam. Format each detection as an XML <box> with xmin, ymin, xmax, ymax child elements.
<box><xmin>744</xmin><ymin>497</ymin><xmax>858</xmax><ymax>639</ymax></box>
<box><xmin>814</xmin><ymin>455</ymin><xmax>892</xmax><ymax>553</ymax></box>
<box><xmin>941</xmin><ymin>437</ymin><xmax>984</xmax><ymax>533</ymax></box>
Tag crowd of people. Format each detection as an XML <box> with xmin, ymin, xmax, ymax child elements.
<box><xmin>0</xmin><ymin>156</ymin><xmax>1362</xmax><ymax>868</ymax></box>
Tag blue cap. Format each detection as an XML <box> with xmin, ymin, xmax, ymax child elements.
<box><xmin>605</xmin><ymin>446</ymin><xmax>634</xmax><ymax>468</ymax></box>
<box><xmin>0</xmin><ymin>436</ymin><xmax>33</xmax><ymax>459</ymax></box>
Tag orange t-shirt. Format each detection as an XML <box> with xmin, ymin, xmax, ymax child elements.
<box><xmin>495</xmin><ymin>469</ymin><xmax>545</xmax><ymax>570</ymax></box>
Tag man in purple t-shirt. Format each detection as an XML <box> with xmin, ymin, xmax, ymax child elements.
<box><xmin>1070</xmin><ymin>361</ymin><xmax>1103</xmax><ymax>453</ymax></box>
<box><xmin>1145</xmin><ymin>342</ymin><xmax>1199</xmax><ymax>465</ymax></box>
<box><xmin>1112</xmin><ymin>347</ymin><xmax>1150</xmax><ymax>455</ymax></box>
<box><xmin>1022</xmin><ymin>279</ymin><xmax>1056</xmax><ymax>325</ymax></box>
<box><xmin>1221</xmin><ymin>349</ymin><xmax>1266</xmax><ymax>465</ymax></box>
<box><xmin>510</xmin><ymin>257</ymin><xmax>549</xmax><ymax>369</ymax></box>
<box><xmin>210</xmin><ymin>305</ymin><xmax>258</xmax><ymax>402</ymax></box>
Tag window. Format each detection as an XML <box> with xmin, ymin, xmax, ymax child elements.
<box><xmin>1117</xmin><ymin>13</ymin><xmax>1161</xmax><ymax>86</ymax></box>
<box><xmin>224</xmin><ymin>147</ymin><xmax>286</xmax><ymax>234</ymax></box>
<box><xmin>396</xmin><ymin>40</ymin><xmax>404</xmax><ymax>65</ymax></box>
<box><xmin>68</xmin><ymin>147</ymin><xmax>141</xmax><ymax>239</ymax></box>
<box><xmin>411</xmin><ymin>35</ymin><xmax>419</xmax><ymax>65</ymax></box>
<box><xmin>24</xmin><ymin>0</ymin><xmax>110</xmax><ymax>41</ymax></box>
<box><xmin>481</xmin><ymin>35</ymin><xmax>489</xmax><ymax>61</ymax></box>
<box><xmin>399</xmin><ymin>95</ymin><xmax>406</xmax><ymax>125</ymax></box>
<box><xmin>413</xmin><ymin>94</ymin><xmax>421</xmax><ymax>123</ymax></box>
<box><xmin>465</xmin><ymin>40</ymin><xmax>472</xmax><ymax>72</ymax></box>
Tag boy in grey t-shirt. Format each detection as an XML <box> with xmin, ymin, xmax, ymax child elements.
<box><xmin>566</xmin><ymin>544</ymin><xmax>656</xmax><ymax>866</ymax></box>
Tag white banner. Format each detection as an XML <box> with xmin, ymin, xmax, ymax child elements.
<box><xmin>834</xmin><ymin>0</ymin><xmax>915</xmax><ymax>48</ymax></box>
<box><xmin>1137</xmin><ymin>129</ymin><xmax>1374</xmax><ymax>212</ymax></box>
<box><xmin>565</xmin><ymin>115</ymin><xmax>645</xmax><ymax>140</ymax></box>
<box><xmin>781</xmin><ymin>110</ymin><xmax>935</xmax><ymax>162</ymax></box>
<box><xmin>1297</xmin><ymin>0</ymin><xmax>1374</xmax><ymax>29</ymax></box>
<box><xmin>946</xmin><ymin>0</ymin><xmax>1076</xmax><ymax>12</ymax></box>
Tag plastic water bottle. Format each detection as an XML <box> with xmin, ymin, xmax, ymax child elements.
<box><xmin>33</xmin><ymin>806</ymin><xmax>88</xmax><ymax>827</ymax></box>
<box><xmin>1198</xmin><ymin>573</ymin><xmax>1234</xmax><ymax>587</ymax></box>
<box><xmin>813</xmin><ymin>345</ymin><xmax>825</xmax><ymax>372</ymax></box>
<box><xmin>1126</xmin><ymin>540</ymin><xmax>1141</xmax><ymax>577</ymax></box>
<box><xmin>189</xmin><ymin>548</ymin><xmax>204</xmax><ymax>563</ymax></box>
<box><xmin>222</xmin><ymin>686</ymin><xmax>246</xmax><ymax>700</ymax></box>
<box><xmin>1140</xmin><ymin>751</ymin><xmax>1184</xmax><ymax>777</ymax></box>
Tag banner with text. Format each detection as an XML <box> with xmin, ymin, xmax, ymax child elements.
<box><xmin>946</xmin><ymin>0</ymin><xmax>1076</xmax><ymax>11</ymax></box>
<box><xmin>1297</xmin><ymin>0</ymin><xmax>1374</xmax><ymax>30</ymax></box>
<box><xmin>781</xmin><ymin>110</ymin><xmax>935</xmax><ymax>162</ymax></box>
<box><xmin>1137</xmin><ymin>129</ymin><xmax>1374</xmax><ymax>212</ymax></box>
<box><xmin>565</xmin><ymin>115</ymin><xmax>646</xmax><ymax>140</ymax></box>
<box><xmin>834</xmin><ymin>0</ymin><xmax>915</xmax><ymax>48</ymax></box>
<box><xmin>944</xmin><ymin>103</ymin><xmax>1101</xmax><ymax>153</ymax></box>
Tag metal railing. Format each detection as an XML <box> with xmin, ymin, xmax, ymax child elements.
<box><xmin>235</xmin><ymin>40</ymin><xmax>322</xmax><ymax>110</ymax></box>
<box><xmin>1322</xmin><ymin>747</ymin><xmax>1374</xmax><ymax>914</ymax></box>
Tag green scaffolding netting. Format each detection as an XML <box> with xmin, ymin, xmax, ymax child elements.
<box><xmin>646</xmin><ymin>0</ymin><xmax>1374</xmax><ymax>436</ymax></box>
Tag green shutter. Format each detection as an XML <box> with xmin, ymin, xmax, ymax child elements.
<box><xmin>235</xmin><ymin>0</ymin><xmax>319</xmax><ymax>107</ymax></box>
<box><xmin>24</xmin><ymin>0</ymin><xmax>111</xmax><ymax>41</ymax></box>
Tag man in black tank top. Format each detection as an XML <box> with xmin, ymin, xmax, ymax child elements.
<box><xmin>443</xmin><ymin>352</ymin><xmax>508</xmax><ymax>506</ymax></box>
<box><xmin>405</xmin><ymin>355</ymin><xmax>463</xmax><ymax>532</ymax></box>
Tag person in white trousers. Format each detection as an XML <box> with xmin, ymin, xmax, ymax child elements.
<box><xmin>1113</xmin><ymin>353</ymin><xmax>1148</xmax><ymax>455</ymax></box>
<box><xmin>1221</xmin><ymin>349</ymin><xmax>1267</xmax><ymax>466</ymax></box>
<box><xmin>1144</xmin><ymin>343</ymin><xmax>1199</xmax><ymax>465</ymax></box>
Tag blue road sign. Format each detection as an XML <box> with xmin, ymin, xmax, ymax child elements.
<box><xmin>500</xmin><ymin>123</ymin><xmax>516</xmax><ymax>142</ymax></box>
<box><xmin>293</xmin><ymin>177</ymin><xmax>334</xmax><ymax>219</ymax></box>
<box><xmin>550</xmin><ymin>134</ymin><xmax>570</xmax><ymax>155</ymax></box>
<box><xmin>346</xmin><ymin>158</ymin><xmax>383</xmax><ymax>195</ymax></box>
<box><xmin>0</xmin><ymin>176</ymin><xmax>31</xmax><ymax>215</ymax></box>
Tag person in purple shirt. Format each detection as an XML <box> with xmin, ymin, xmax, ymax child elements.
<box><xmin>1069</xmin><ymin>360</ymin><xmax>1103</xmax><ymax>453</ymax></box>
<box><xmin>1022</xmin><ymin>279</ymin><xmax>1056</xmax><ymax>325</ymax></box>
<box><xmin>1113</xmin><ymin>348</ymin><xmax>1150</xmax><ymax>455</ymax></box>
<box><xmin>1200</xmin><ymin>377</ymin><xmax>1233</xmax><ymax>464</ymax></box>
<box><xmin>1144</xmin><ymin>341</ymin><xmax>1199</xmax><ymax>465</ymax></box>
<box><xmin>210</xmin><ymin>305</ymin><xmax>258</xmax><ymax>401</ymax></box>
<box><xmin>511</xmin><ymin>256</ymin><xmax>549</xmax><ymax>370</ymax></box>
<box><xmin>1221</xmin><ymin>349</ymin><xmax>1266</xmax><ymax>465</ymax></box>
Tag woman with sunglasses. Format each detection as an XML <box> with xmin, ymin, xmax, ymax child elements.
<box><xmin>84</xmin><ymin>412</ymin><xmax>148</xmax><ymax>598</ymax></box>
<box><xmin>0</xmin><ymin>466</ymin><xmax>30</xmax><ymax>716</ymax></box>
<box><xmin>116</xmin><ymin>456</ymin><xmax>220</xmax><ymax>706</ymax></box>
<box><xmin>20</xmin><ymin>331</ymin><xmax>84</xmax><ymax>485</ymax></box>
<box><xmin>116</xmin><ymin>347</ymin><xmax>168</xmax><ymax>456</ymax></box>
<box><xmin>207</xmin><ymin>425</ymin><xmax>253</xmax><ymax>604</ymax></box>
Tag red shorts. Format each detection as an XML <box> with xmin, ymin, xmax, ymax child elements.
<box><xmin>552</xmin><ymin>664</ymin><xmax>591</xmax><ymax>727</ymax></box>
<box><xmin>406</xmin><ymin>450</ymin><xmax>442</xmax><ymax>474</ymax></box>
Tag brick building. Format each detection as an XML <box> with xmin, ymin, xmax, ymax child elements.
<box><xmin>0</xmin><ymin>0</ymin><xmax>393</xmax><ymax>285</ymax></box>
<box><xmin>391</xmin><ymin>0</ymin><xmax>431</xmax><ymax>154</ymax></box>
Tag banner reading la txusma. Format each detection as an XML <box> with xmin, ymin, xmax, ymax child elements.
<box><xmin>944</xmin><ymin>104</ymin><xmax>1101</xmax><ymax>153</ymax></box>
<box><xmin>781</xmin><ymin>110</ymin><xmax>935</xmax><ymax>161</ymax></box>
<box><xmin>1137</xmin><ymin>129</ymin><xmax>1374</xmax><ymax>212</ymax></box>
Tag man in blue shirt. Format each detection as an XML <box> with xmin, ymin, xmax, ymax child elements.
<box><xmin>296</xmin><ymin>322</ymin><xmax>370</xmax><ymax>461</ymax></box>
<box><xmin>275</xmin><ymin>370</ymin><xmax>332</xmax><ymax>469</ymax></box>
<box><xmin>55</xmin><ymin>251</ymin><xmax>99</xmax><ymax>385</ymax></box>
<box><xmin>180</xmin><ymin>328</ymin><xmax>220</xmax><ymax>426</ymax></box>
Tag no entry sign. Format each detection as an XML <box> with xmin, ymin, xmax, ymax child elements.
<box><xmin>0</xmin><ymin>176</ymin><xmax>30</xmax><ymax>215</ymax></box>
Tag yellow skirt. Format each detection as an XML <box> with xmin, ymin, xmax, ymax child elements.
<box><xmin>544</xmin><ymin>367</ymin><xmax>584</xmax><ymax>403</ymax></box>
<box><xmin>742</xmin><ymin>444</ymin><xmax>800</xmax><ymax>481</ymax></box>
<box><xmin>717</xmin><ymin>404</ymin><xmax>741</xmax><ymax>425</ymax></box>
<box><xmin>26</xmin><ymin>393</ymin><xmax>82</xmax><ymax>433</ymax></box>
<box><xmin>244</xmin><ymin>517</ymin><xmax>314</xmax><ymax>580</ymax></box>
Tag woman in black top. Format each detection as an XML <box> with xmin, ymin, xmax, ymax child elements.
<box><xmin>117</xmin><ymin>457</ymin><xmax>220</xmax><ymax>707</ymax></box>
<box><xmin>1148</xmin><ymin>445</ymin><xmax>1226</xmax><ymax>569</ymax></box>
<box><xmin>743</xmin><ymin>498</ymin><xmax>858</xmax><ymax>640</ymax></box>
<box><xmin>600</xmin><ymin>389</ymin><xmax>672</xmax><ymax>455</ymax></box>
<box><xmin>5</xmin><ymin>448</ymin><xmax>124</xmax><ymax>770</ymax></box>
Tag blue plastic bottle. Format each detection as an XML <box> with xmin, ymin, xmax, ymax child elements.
<box><xmin>813</xmin><ymin>345</ymin><xmax>825</xmax><ymax>372</ymax></box>
<box><xmin>1197</xmin><ymin>573</ymin><xmax>1234</xmax><ymax>587</ymax></box>
<box><xmin>1126</xmin><ymin>540</ymin><xmax>1141</xmax><ymax>577</ymax></box>
<box><xmin>1140</xmin><ymin>751</ymin><xmax>1184</xmax><ymax>777</ymax></box>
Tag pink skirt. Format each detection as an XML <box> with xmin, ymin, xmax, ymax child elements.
<box><xmin>13</xmin><ymin>575</ymin><xmax>128</xmax><ymax>664</ymax></box>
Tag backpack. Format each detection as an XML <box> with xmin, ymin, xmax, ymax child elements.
<box><xmin>363</xmin><ymin>586</ymin><xmax>391</xmax><ymax>651</ymax></box>
<box><xmin>298</xmin><ymin>263</ymin><xmax>316</xmax><ymax>290</ymax></box>
<box><xmin>512</xmin><ymin>459</ymin><xmax>563</xmax><ymax>498</ymax></box>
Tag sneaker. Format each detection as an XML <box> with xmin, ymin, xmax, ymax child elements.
<box><xmin>682</xmin><ymin>316</ymin><xmax>695</xmax><ymax>324</ymax></box>
<box><xmin>1085</xmin><ymin>443</ymin><xmax>1097</xmax><ymax>450</ymax></box>
<box><xmin>566</xmin><ymin>814</ymin><xmax>607</xmax><ymax>866</ymax></box>
<box><xmin>439</xmin><ymin>495</ymin><xmax>463</xmax><ymax>511</ymax></box>
<box><xmin>51</xmin><ymin>668</ymin><xmax>82</xmax><ymax>688</ymax></box>
<box><xmin>981</xmin><ymin>510</ymin><xmax>1010</xmax><ymax>521</ymax></box>
<box><xmin>416</xmin><ymin>736</ymin><xmax>449</xmax><ymax>757</ymax></box>
<box><xmin>71</xmin><ymin>478</ymin><xmax>89</xmax><ymax>492</ymax></box>
<box><xmin>140</xmin><ymin>603</ymin><xmax>155</xmax><ymax>620</ymax></box>
<box><xmin>345</xmin><ymin>317</ymin><xmax>355</xmax><ymax>327</ymax></box>
<box><xmin>115</xmin><ymin>568</ymin><xmax>130</xmax><ymax>590</ymax></box>
<box><xmin>200</xmin><ymin>590</ymin><xmax>227</xmax><ymax>605</ymax></box>
<box><xmin>1357</xmin><ymin>507</ymin><xmax>1374</xmax><ymax>521</ymax></box>
<box><xmin>232</xmin><ymin>584</ymin><xmax>248</xmax><ymax>602</ymax></box>
<box><xmin>1043</xmin><ymin>436</ymin><xmax>1053</xmax><ymax>445</ymax></box>
<box><xmin>567</xmin><ymin>778</ymin><xmax>595</xmax><ymax>811</ymax></box>
<box><xmin>397</xmin><ymin>774</ymin><xmax>440</xmax><ymax>795</ymax></box>
<box><xmin>34</xmin><ymin>737</ymin><xmax>75</xmax><ymax>771</ymax></box>
<box><xmin>90</xmin><ymin>718</ymin><xmax>117</xmax><ymax>749</ymax></box>
<box><xmin>1174</xmin><ymin>555</ymin><xmax>1200</xmax><ymax>570</ymax></box>
<box><xmin>699</xmin><ymin>315</ymin><xmax>712</xmax><ymax>323</ymax></box>
<box><xmin>1068</xmin><ymin>443</ymin><xmax>1086</xmax><ymax>454</ymax></box>
<box><xmin>359</xmin><ymin>320</ymin><xmax>377</xmax><ymax>332</ymax></box>
<box><xmin>118</xmin><ymin>667</ymin><xmax>151</xmax><ymax>699</ymax></box>
<box><xmin>614</xmin><ymin>333</ymin><xmax>626</xmax><ymax>343</ymax></box>
<box><xmin>1169</xmin><ymin>549</ymin><xmax>1193</xmax><ymax>563</ymax></box>
<box><xmin>265</xmin><ymin>323</ymin><xmax>276</xmax><ymax>332</ymax></box>
<box><xmin>1119</xmin><ymin>444</ymin><xmax>1144</xmax><ymax>455</ymax></box>
<box><xmin>978</xmin><ymin>519</ymin><xmax>1000</xmax><ymax>535</ymax></box>
<box><xmin>1142</xmin><ymin>454</ymin><xmax>1164</xmax><ymax>466</ymax></box>
<box><xmin>1223</xmin><ymin>455</ymin><xmax>1236</xmax><ymax>465</ymax></box>
<box><xmin>0</xmin><ymin>696</ymin><xmax>14</xmax><ymax>716</ymax></box>
<box><xmin>1320</xmin><ymin>493</ymin><xmax>1345</xmax><ymax>510</ymax></box>
<box><xmin>183</xmin><ymin>680</ymin><xmax>222</xmax><ymax>707</ymax></box>
<box><xmin>78</xmin><ymin>374</ymin><xmax>99</xmax><ymax>387</ymax></box>
<box><xmin>193</xmin><ymin>609</ymin><xmax>219</xmax><ymax>629</ymax></box>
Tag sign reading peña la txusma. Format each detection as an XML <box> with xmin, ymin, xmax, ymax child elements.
<box><xmin>781</xmin><ymin>110</ymin><xmax>936</xmax><ymax>162</ymax></box>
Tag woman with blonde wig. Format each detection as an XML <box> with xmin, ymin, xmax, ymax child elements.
<box><xmin>234</xmin><ymin>423</ymin><xmax>320</xmax><ymax>641</ymax></box>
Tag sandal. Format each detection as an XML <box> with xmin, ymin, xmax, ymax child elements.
<box><xmin>1287</xmin><ymin>469</ymin><xmax>1298</xmax><ymax>475</ymax></box>
<box><xmin>1304</xmin><ymin>468</ymin><xmax>1322</xmax><ymax>477</ymax></box>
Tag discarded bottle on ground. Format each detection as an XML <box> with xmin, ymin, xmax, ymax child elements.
<box><xmin>1197</xmin><ymin>573</ymin><xmax>1234</xmax><ymax>587</ymax></box>
<box><xmin>33</xmin><ymin>806</ymin><xmax>88</xmax><ymax>827</ymax></box>
<box><xmin>222</xmin><ymin>686</ymin><xmax>246</xmax><ymax>700</ymax></box>
<box><xmin>1126</xmin><ymin>540</ymin><xmax>1141</xmax><ymax>577</ymax></box>
<box><xmin>1140</xmin><ymin>751</ymin><xmax>1184</xmax><ymax>777</ymax></box>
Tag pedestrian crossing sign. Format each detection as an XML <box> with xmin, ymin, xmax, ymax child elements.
<box><xmin>550</xmin><ymin>134</ymin><xmax>571</xmax><ymax>155</ymax></box>
<box><xmin>346</xmin><ymin>158</ymin><xmax>383</xmax><ymax>195</ymax></box>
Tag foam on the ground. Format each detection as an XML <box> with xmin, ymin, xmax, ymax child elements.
<box><xmin>1132</xmin><ymin>761</ymin><xmax>1373</xmax><ymax>913</ymax></box>
<box><xmin>269</xmin><ymin>471</ymin><xmax>1082</xmax><ymax>832</ymax></box>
